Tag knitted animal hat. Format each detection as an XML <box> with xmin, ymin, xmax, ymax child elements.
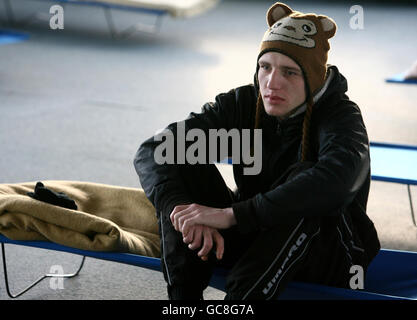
<box><xmin>255</xmin><ymin>2</ymin><xmax>337</xmax><ymax>161</ymax></box>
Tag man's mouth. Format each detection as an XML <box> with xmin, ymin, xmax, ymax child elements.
<box><xmin>265</xmin><ymin>94</ymin><xmax>285</xmax><ymax>103</ymax></box>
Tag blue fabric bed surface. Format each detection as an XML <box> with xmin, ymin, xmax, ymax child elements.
<box><xmin>370</xmin><ymin>142</ymin><xmax>417</xmax><ymax>185</ymax></box>
<box><xmin>0</xmin><ymin>30</ymin><xmax>29</xmax><ymax>45</ymax></box>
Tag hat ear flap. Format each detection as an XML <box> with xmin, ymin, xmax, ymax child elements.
<box><xmin>266</xmin><ymin>2</ymin><xmax>293</xmax><ymax>26</ymax></box>
<box><xmin>319</xmin><ymin>16</ymin><xmax>337</xmax><ymax>38</ymax></box>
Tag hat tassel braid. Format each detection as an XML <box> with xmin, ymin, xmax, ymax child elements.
<box><xmin>301</xmin><ymin>96</ymin><xmax>314</xmax><ymax>162</ymax></box>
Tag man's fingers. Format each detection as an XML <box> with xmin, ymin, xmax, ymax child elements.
<box><xmin>188</xmin><ymin>226</ymin><xmax>203</xmax><ymax>250</ymax></box>
<box><xmin>212</xmin><ymin>230</ymin><xmax>225</xmax><ymax>260</ymax></box>
<box><xmin>170</xmin><ymin>204</ymin><xmax>194</xmax><ymax>231</ymax></box>
<box><xmin>182</xmin><ymin>224</ymin><xmax>223</xmax><ymax>262</ymax></box>
<box><xmin>182</xmin><ymin>227</ymin><xmax>194</xmax><ymax>244</ymax></box>
<box><xmin>181</xmin><ymin>213</ymin><xmax>200</xmax><ymax>235</ymax></box>
<box><xmin>198</xmin><ymin>227</ymin><xmax>213</xmax><ymax>258</ymax></box>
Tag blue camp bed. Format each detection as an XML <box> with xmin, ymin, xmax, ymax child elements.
<box><xmin>370</xmin><ymin>142</ymin><xmax>417</xmax><ymax>226</ymax></box>
<box><xmin>1</xmin><ymin>234</ymin><xmax>417</xmax><ymax>300</ymax></box>
<box><xmin>2</xmin><ymin>0</ymin><xmax>220</xmax><ymax>38</ymax></box>
<box><xmin>370</xmin><ymin>142</ymin><xmax>417</xmax><ymax>186</ymax></box>
<box><xmin>385</xmin><ymin>73</ymin><xmax>417</xmax><ymax>85</ymax></box>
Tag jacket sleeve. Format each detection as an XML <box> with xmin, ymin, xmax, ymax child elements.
<box><xmin>232</xmin><ymin>99</ymin><xmax>371</xmax><ymax>234</ymax></box>
<box><xmin>133</xmin><ymin>87</ymin><xmax>253</xmax><ymax>216</ymax></box>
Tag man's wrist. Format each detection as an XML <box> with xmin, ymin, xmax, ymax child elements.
<box><xmin>223</xmin><ymin>207</ymin><xmax>237</xmax><ymax>227</ymax></box>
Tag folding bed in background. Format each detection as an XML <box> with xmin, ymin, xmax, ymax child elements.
<box><xmin>370</xmin><ymin>142</ymin><xmax>417</xmax><ymax>227</ymax></box>
<box><xmin>1</xmin><ymin>142</ymin><xmax>417</xmax><ymax>300</ymax></box>
<box><xmin>386</xmin><ymin>74</ymin><xmax>417</xmax><ymax>85</ymax></box>
<box><xmin>2</xmin><ymin>0</ymin><xmax>221</xmax><ymax>37</ymax></box>
<box><xmin>386</xmin><ymin>62</ymin><xmax>417</xmax><ymax>85</ymax></box>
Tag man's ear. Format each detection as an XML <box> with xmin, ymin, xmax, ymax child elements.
<box><xmin>319</xmin><ymin>16</ymin><xmax>337</xmax><ymax>38</ymax></box>
<box><xmin>266</xmin><ymin>2</ymin><xmax>293</xmax><ymax>27</ymax></box>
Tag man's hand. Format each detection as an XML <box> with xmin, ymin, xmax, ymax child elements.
<box><xmin>182</xmin><ymin>225</ymin><xmax>224</xmax><ymax>261</ymax></box>
<box><xmin>170</xmin><ymin>203</ymin><xmax>236</xmax><ymax>236</ymax></box>
<box><xmin>170</xmin><ymin>203</ymin><xmax>236</xmax><ymax>261</ymax></box>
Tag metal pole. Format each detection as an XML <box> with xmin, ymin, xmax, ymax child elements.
<box><xmin>408</xmin><ymin>184</ymin><xmax>416</xmax><ymax>227</ymax></box>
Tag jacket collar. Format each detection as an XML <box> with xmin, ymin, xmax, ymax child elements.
<box><xmin>288</xmin><ymin>67</ymin><xmax>335</xmax><ymax>119</ymax></box>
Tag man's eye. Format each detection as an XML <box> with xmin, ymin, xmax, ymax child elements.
<box><xmin>285</xmin><ymin>70</ymin><xmax>298</xmax><ymax>76</ymax></box>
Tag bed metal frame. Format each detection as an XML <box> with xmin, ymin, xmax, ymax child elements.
<box><xmin>2</xmin><ymin>0</ymin><xmax>166</xmax><ymax>38</ymax></box>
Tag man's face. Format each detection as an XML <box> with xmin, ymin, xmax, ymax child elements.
<box><xmin>258</xmin><ymin>51</ymin><xmax>306</xmax><ymax>119</ymax></box>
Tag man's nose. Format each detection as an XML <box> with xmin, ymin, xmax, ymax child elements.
<box><xmin>267</xmin><ymin>70</ymin><xmax>284</xmax><ymax>89</ymax></box>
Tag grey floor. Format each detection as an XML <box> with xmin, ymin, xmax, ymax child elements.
<box><xmin>0</xmin><ymin>0</ymin><xmax>416</xmax><ymax>300</ymax></box>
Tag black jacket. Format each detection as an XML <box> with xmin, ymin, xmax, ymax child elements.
<box><xmin>134</xmin><ymin>65</ymin><xmax>379</xmax><ymax>257</ymax></box>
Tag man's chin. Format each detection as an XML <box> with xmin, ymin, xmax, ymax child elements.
<box><xmin>264</xmin><ymin>105</ymin><xmax>287</xmax><ymax>118</ymax></box>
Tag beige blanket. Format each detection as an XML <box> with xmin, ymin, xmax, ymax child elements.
<box><xmin>0</xmin><ymin>181</ymin><xmax>160</xmax><ymax>257</ymax></box>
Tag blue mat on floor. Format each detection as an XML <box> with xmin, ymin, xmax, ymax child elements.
<box><xmin>0</xmin><ymin>29</ymin><xmax>29</xmax><ymax>45</ymax></box>
<box><xmin>386</xmin><ymin>73</ymin><xmax>417</xmax><ymax>85</ymax></box>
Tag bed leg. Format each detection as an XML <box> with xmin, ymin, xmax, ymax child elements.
<box><xmin>1</xmin><ymin>242</ymin><xmax>86</xmax><ymax>299</ymax></box>
<box><xmin>408</xmin><ymin>184</ymin><xmax>416</xmax><ymax>228</ymax></box>
<box><xmin>3</xmin><ymin>0</ymin><xmax>16</xmax><ymax>25</ymax></box>
<box><xmin>103</xmin><ymin>6</ymin><xmax>117</xmax><ymax>39</ymax></box>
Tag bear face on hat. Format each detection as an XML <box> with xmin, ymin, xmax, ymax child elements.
<box><xmin>266</xmin><ymin>16</ymin><xmax>319</xmax><ymax>48</ymax></box>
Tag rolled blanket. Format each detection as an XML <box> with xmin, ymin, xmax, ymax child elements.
<box><xmin>0</xmin><ymin>181</ymin><xmax>160</xmax><ymax>257</ymax></box>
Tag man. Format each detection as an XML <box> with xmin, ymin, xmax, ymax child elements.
<box><xmin>134</xmin><ymin>2</ymin><xmax>380</xmax><ymax>300</ymax></box>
